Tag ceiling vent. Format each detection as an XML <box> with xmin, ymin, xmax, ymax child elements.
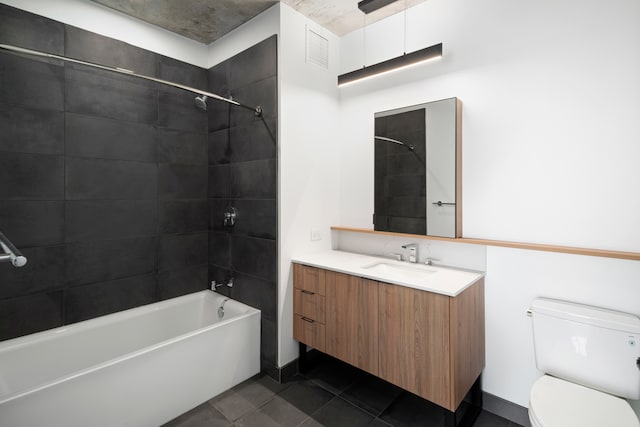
<box><xmin>306</xmin><ymin>26</ymin><xmax>329</xmax><ymax>70</ymax></box>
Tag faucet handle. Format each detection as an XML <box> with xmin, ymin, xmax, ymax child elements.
<box><xmin>401</xmin><ymin>243</ymin><xmax>418</xmax><ymax>263</ymax></box>
<box><xmin>424</xmin><ymin>257</ymin><xmax>440</xmax><ymax>266</ymax></box>
<box><xmin>389</xmin><ymin>253</ymin><xmax>403</xmax><ymax>261</ymax></box>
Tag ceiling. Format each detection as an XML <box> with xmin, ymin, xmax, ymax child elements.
<box><xmin>89</xmin><ymin>0</ymin><xmax>426</xmax><ymax>44</ymax></box>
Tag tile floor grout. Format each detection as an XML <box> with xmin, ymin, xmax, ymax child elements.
<box><xmin>165</xmin><ymin>355</ymin><xmax>524</xmax><ymax>427</ymax></box>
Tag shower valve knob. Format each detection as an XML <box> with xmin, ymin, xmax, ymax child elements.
<box><xmin>223</xmin><ymin>207</ymin><xmax>237</xmax><ymax>227</ymax></box>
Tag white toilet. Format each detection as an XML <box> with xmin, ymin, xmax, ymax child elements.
<box><xmin>529</xmin><ymin>298</ymin><xmax>640</xmax><ymax>427</ymax></box>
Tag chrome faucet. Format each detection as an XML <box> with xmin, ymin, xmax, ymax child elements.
<box><xmin>401</xmin><ymin>243</ymin><xmax>418</xmax><ymax>263</ymax></box>
<box><xmin>211</xmin><ymin>278</ymin><xmax>234</xmax><ymax>291</ymax></box>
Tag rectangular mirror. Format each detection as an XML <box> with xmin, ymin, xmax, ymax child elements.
<box><xmin>374</xmin><ymin>97</ymin><xmax>461</xmax><ymax>238</ymax></box>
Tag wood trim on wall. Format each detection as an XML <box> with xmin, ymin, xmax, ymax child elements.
<box><xmin>331</xmin><ymin>226</ymin><xmax>640</xmax><ymax>261</ymax></box>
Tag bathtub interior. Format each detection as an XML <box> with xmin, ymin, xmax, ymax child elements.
<box><xmin>0</xmin><ymin>290</ymin><xmax>256</xmax><ymax>401</ymax></box>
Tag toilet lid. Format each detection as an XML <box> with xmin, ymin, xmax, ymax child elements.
<box><xmin>529</xmin><ymin>375</ymin><xmax>640</xmax><ymax>427</ymax></box>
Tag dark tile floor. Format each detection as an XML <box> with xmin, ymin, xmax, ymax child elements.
<box><xmin>164</xmin><ymin>355</ymin><xmax>524</xmax><ymax>427</ymax></box>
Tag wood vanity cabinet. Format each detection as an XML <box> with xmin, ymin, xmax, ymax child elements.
<box><xmin>378</xmin><ymin>281</ymin><xmax>485</xmax><ymax>411</ymax></box>
<box><xmin>293</xmin><ymin>262</ymin><xmax>485</xmax><ymax>412</ymax></box>
<box><xmin>293</xmin><ymin>264</ymin><xmax>326</xmax><ymax>351</ymax></box>
<box><xmin>325</xmin><ymin>271</ymin><xmax>379</xmax><ymax>375</ymax></box>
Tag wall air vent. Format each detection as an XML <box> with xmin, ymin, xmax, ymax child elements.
<box><xmin>306</xmin><ymin>26</ymin><xmax>329</xmax><ymax>70</ymax></box>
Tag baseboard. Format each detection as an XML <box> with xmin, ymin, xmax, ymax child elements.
<box><xmin>262</xmin><ymin>358</ymin><xmax>298</xmax><ymax>383</ymax></box>
<box><xmin>483</xmin><ymin>392</ymin><xmax>531</xmax><ymax>427</ymax></box>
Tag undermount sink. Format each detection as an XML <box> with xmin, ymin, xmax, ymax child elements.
<box><xmin>363</xmin><ymin>262</ymin><xmax>436</xmax><ymax>280</ymax></box>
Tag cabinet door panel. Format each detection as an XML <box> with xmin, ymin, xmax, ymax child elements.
<box><xmin>325</xmin><ymin>272</ymin><xmax>378</xmax><ymax>375</ymax></box>
<box><xmin>378</xmin><ymin>283</ymin><xmax>452</xmax><ymax>409</ymax></box>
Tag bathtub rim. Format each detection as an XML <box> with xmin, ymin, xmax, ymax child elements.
<box><xmin>0</xmin><ymin>290</ymin><xmax>260</xmax><ymax>405</ymax></box>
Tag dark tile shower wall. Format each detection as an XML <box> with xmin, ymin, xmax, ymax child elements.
<box><xmin>0</xmin><ymin>5</ymin><xmax>211</xmax><ymax>340</ymax></box>
<box><xmin>374</xmin><ymin>109</ymin><xmax>426</xmax><ymax>235</ymax></box>
<box><xmin>206</xmin><ymin>36</ymin><xmax>278</xmax><ymax>375</ymax></box>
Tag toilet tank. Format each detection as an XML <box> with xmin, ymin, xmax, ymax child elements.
<box><xmin>531</xmin><ymin>298</ymin><xmax>640</xmax><ymax>400</ymax></box>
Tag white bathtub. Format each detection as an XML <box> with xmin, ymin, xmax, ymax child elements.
<box><xmin>0</xmin><ymin>290</ymin><xmax>260</xmax><ymax>427</ymax></box>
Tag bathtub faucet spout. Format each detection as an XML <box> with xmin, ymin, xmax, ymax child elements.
<box><xmin>211</xmin><ymin>278</ymin><xmax>234</xmax><ymax>291</ymax></box>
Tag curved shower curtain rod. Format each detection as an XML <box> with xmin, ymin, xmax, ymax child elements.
<box><xmin>0</xmin><ymin>43</ymin><xmax>263</xmax><ymax>117</ymax></box>
<box><xmin>375</xmin><ymin>135</ymin><xmax>414</xmax><ymax>151</ymax></box>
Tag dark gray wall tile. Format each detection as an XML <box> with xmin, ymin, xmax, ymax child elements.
<box><xmin>65</xmin><ymin>26</ymin><xmax>158</xmax><ymax>76</ymax></box>
<box><xmin>206</xmin><ymin>97</ymin><xmax>231</xmax><ymax>133</ymax></box>
<box><xmin>65</xmin><ymin>237</ymin><xmax>157</xmax><ymax>287</ymax></box>
<box><xmin>230</xmin><ymin>77</ymin><xmax>277</xmax><ymax>127</ymax></box>
<box><xmin>0</xmin><ymin>52</ymin><xmax>65</xmax><ymax>111</ymax></box>
<box><xmin>230</xmin><ymin>159</ymin><xmax>276</xmax><ymax>199</ymax></box>
<box><xmin>208</xmin><ymin>164</ymin><xmax>230</xmax><ymax>198</ymax></box>
<box><xmin>159</xmin><ymin>200</ymin><xmax>208</xmax><ymax>234</ymax></box>
<box><xmin>0</xmin><ymin>152</ymin><xmax>64</xmax><ymax>200</ymax></box>
<box><xmin>66</xmin><ymin>157</ymin><xmax>157</xmax><ymax>200</ymax></box>
<box><xmin>65</xmin><ymin>200</ymin><xmax>158</xmax><ymax>242</ymax></box>
<box><xmin>208</xmin><ymin>129</ymin><xmax>230</xmax><ymax>165</ymax></box>
<box><xmin>231</xmin><ymin>199</ymin><xmax>276</xmax><ymax>240</ymax></box>
<box><xmin>0</xmin><ymin>291</ymin><xmax>63</xmax><ymax>341</ymax></box>
<box><xmin>386</xmin><ymin>152</ymin><xmax>424</xmax><ymax>175</ymax></box>
<box><xmin>209</xmin><ymin>199</ymin><xmax>229</xmax><ymax>231</ymax></box>
<box><xmin>65</xmin><ymin>113</ymin><xmax>157</xmax><ymax>162</ymax></box>
<box><xmin>64</xmin><ymin>274</ymin><xmax>157</xmax><ymax>324</ymax></box>
<box><xmin>158</xmin><ymin>129</ymin><xmax>208</xmax><ymax>165</ymax></box>
<box><xmin>228</xmin><ymin>36</ymin><xmax>277</xmax><ymax>90</ymax></box>
<box><xmin>0</xmin><ymin>4</ymin><xmax>64</xmax><ymax>54</ymax></box>
<box><xmin>230</xmin><ymin>235</ymin><xmax>276</xmax><ymax>281</ymax></box>
<box><xmin>159</xmin><ymin>232</ymin><xmax>208</xmax><ymax>272</ymax></box>
<box><xmin>159</xmin><ymin>164</ymin><xmax>208</xmax><ymax>199</ymax></box>
<box><xmin>0</xmin><ymin>103</ymin><xmax>64</xmax><ymax>155</ymax></box>
<box><xmin>158</xmin><ymin>89</ymin><xmax>208</xmax><ymax>133</ymax></box>
<box><xmin>387</xmin><ymin>216</ymin><xmax>425</xmax><ymax>235</ymax></box>
<box><xmin>385</xmin><ymin>196</ymin><xmax>425</xmax><ymax>217</ymax></box>
<box><xmin>231</xmin><ymin>272</ymin><xmax>276</xmax><ymax>322</ymax></box>
<box><xmin>207</xmin><ymin>61</ymin><xmax>229</xmax><ymax>96</ymax></box>
<box><xmin>158</xmin><ymin>264</ymin><xmax>208</xmax><ymax>300</ymax></box>
<box><xmin>261</xmin><ymin>318</ymin><xmax>277</xmax><ymax>366</ymax></box>
<box><xmin>0</xmin><ymin>201</ymin><xmax>64</xmax><ymax>247</ymax></box>
<box><xmin>158</xmin><ymin>56</ymin><xmax>207</xmax><ymax>90</ymax></box>
<box><xmin>209</xmin><ymin>231</ymin><xmax>230</xmax><ymax>268</ymax></box>
<box><xmin>65</xmin><ymin>65</ymin><xmax>158</xmax><ymax>124</ymax></box>
<box><xmin>229</xmin><ymin>118</ymin><xmax>276</xmax><ymax>162</ymax></box>
<box><xmin>0</xmin><ymin>246</ymin><xmax>65</xmax><ymax>299</ymax></box>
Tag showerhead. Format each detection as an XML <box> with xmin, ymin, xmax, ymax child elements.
<box><xmin>194</xmin><ymin>95</ymin><xmax>208</xmax><ymax>111</ymax></box>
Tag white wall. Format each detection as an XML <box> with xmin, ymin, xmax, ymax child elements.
<box><xmin>338</xmin><ymin>0</ymin><xmax>640</xmax><ymax>413</ymax></box>
<box><xmin>277</xmin><ymin>4</ymin><xmax>341</xmax><ymax>366</ymax></box>
<box><xmin>0</xmin><ymin>0</ymin><xmax>207</xmax><ymax>67</ymax></box>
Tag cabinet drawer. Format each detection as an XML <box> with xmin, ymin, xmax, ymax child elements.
<box><xmin>293</xmin><ymin>263</ymin><xmax>326</xmax><ymax>295</ymax></box>
<box><xmin>294</xmin><ymin>289</ymin><xmax>326</xmax><ymax>323</ymax></box>
<box><xmin>293</xmin><ymin>315</ymin><xmax>326</xmax><ymax>352</ymax></box>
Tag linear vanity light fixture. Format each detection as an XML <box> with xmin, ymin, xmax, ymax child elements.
<box><xmin>357</xmin><ymin>0</ymin><xmax>399</xmax><ymax>14</ymax></box>
<box><xmin>338</xmin><ymin>0</ymin><xmax>443</xmax><ymax>87</ymax></box>
<box><xmin>338</xmin><ymin>43</ymin><xmax>443</xmax><ymax>87</ymax></box>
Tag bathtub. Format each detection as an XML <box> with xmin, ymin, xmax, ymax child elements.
<box><xmin>0</xmin><ymin>290</ymin><xmax>260</xmax><ymax>427</ymax></box>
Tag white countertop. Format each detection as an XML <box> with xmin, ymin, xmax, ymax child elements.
<box><xmin>291</xmin><ymin>250</ymin><xmax>484</xmax><ymax>297</ymax></box>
